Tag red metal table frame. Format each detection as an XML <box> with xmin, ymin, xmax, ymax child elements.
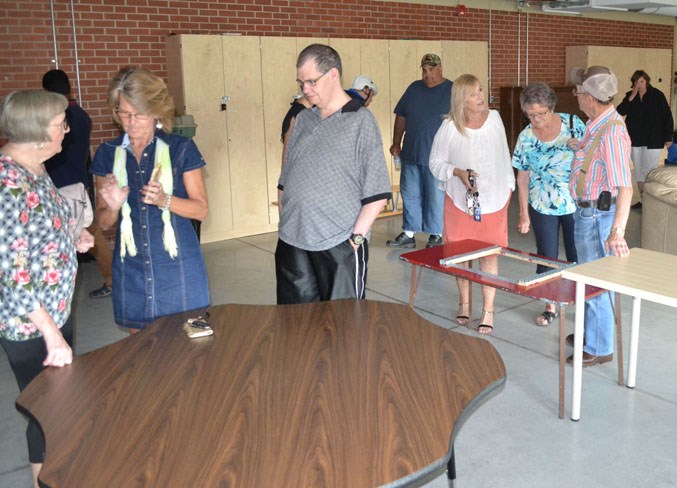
<box><xmin>400</xmin><ymin>239</ymin><xmax>615</xmax><ymax>419</ymax></box>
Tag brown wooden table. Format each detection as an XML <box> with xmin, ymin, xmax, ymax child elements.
<box><xmin>18</xmin><ymin>300</ymin><xmax>505</xmax><ymax>488</ymax></box>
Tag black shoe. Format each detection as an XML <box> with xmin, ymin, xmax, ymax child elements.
<box><xmin>386</xmin><ymin>232</ymin><xmax>416</xmax><ymax>249</ymax></box>
<box><xmin>631</xmin><ymin>201</ymin><xmax>642</xmax><ymax>210</ymax></box>
<box><xmin>89</xmin><ymin>283</ymin><xmax>112</xmax><ymax>298</ymax></box>
<box><xmin>426</xmin><ymin>235</ymin><xmax>443</xmax><ymax>248</ymax></box>
<box><xmin>565</xmin><ymin>334</ymin><xmax>586</xmax><ymax>347</ymax></box>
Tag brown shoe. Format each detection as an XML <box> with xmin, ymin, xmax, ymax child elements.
<box><xmin>567</xmin><ymin>351</ymin><xmax>613</xmax><ymax>367</ymax></box>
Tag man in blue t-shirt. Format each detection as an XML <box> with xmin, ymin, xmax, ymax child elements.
<box><xmin>387</xmin><ymin>54</ymin><xmax>452</xmax><ymax>249</ymax></box>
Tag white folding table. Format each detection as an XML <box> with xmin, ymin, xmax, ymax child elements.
<box><xmin>562</xmin><ymin>247</ymin><xmax>677</xmax><ymax>420</ymax></box>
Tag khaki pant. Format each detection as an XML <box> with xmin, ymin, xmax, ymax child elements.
<box><xmin>88</xmin><ymin>218</ymin><xmax>113</xmax><ymax>287</ymax></box>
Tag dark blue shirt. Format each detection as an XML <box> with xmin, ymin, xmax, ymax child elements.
<box><xmin>45</xmin><ymin>101</ymin><xmax>92</xmax><ymax>188</ymax></box>
<box><xmin>394</xmin><ymin>79</ymin><xmax>452</xmax><ymax>166</ymax></box>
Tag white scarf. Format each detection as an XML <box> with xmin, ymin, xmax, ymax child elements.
<box><xmin>113</xmin><ymin>137</ymin><xmax>178</xmax><ymax>260</ymax></box>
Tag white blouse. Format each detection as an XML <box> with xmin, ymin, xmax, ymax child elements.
<box><xmin>429</xmin><ymin>109</ymin><xmax>515</xmax><ymax>214</ymax></box>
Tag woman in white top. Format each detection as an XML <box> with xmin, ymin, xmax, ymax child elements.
<box><xmin>429</xmin><ymin>74</ymin><xmax>515</xmax><ymax>334</ymax></box>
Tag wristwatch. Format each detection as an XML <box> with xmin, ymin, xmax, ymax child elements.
<box><xmin>611</xmin><ymin>226</ymin><xmax>625</xmax><ymax>237</ymax></box>
<box><xmin>350</xmin><ymin>233</ymin><xmax>365</xmax><ymax>246</ymax></box>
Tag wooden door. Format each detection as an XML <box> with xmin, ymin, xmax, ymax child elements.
<box><xmin>261</xmin><ymin>37</ymin><xmax>328</xmax><ymax>226</ymax></box>
<box><xmin>221</xmin><ymin>36</ymin><xmax>270</xmax><ymax>239</ymax></box>
<box><xmin>167</xmin><ymin>35</ymin><xmax>234</xmax><ymax>242</ymax></box>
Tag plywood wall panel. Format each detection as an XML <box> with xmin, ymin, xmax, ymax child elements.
<box><xmin>442</xmin><ymin>40</ymin><xmax>489</xmax><ymax>92</ymax></box>
<box><xmin>566</xmin><ymin>46</ymin><xmax>672</xmax><ymax>105</ymax></box>
<box><xmin>166</xmin><ymin>35</ymin><xmax>234</xmax><ymax>243</ymax></box>
<box><xmin>169</xmin><ymin>35</ymin><xmax>490</xmax><ymax>242</ymax></box>
<box><xmin>221</xmin><ymin>36</ymin><xmax>271</xmax><ymax>236</ymax></box>
<box><xmin>261</xmin><ymin>36</ymin><xmax>299</xmax><ymax>226</ymax></box>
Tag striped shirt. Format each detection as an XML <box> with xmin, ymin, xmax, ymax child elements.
<box><xmin>569</xmin><ymin>105</ymin><xmax>632</xmax><ymax>200</ymax></box>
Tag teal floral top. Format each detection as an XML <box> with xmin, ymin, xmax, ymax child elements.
<box><xmin>0</xmin><ymin>154</ymin><xmax>77</xmax><ymax>341</ymax></box>
<box><xmin>512</xmin><ymin>113</ymin><xmax>586</xmax><ymax>216</ymax></box>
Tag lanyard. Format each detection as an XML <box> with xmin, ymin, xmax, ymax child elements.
<box><xmin>465</xmin><ymin>169</ymin><xmax>481</xmax><ymax>222</ymax></box>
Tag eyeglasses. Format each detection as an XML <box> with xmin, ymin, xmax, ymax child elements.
<box><xmin>572</xmin><ymin>88</ymin><xmax>588</xmax><ymax>96</ymax></box>
<box><xmin>525</xmin><ymin>110</ymin><xmax>550</xmax><ymax>120</ymax></box>
<box><xmin>297</xmin><ymin>70</ymin><xmax>330</xmax><ymax>91</ymax></box>
<box><xmin>116</xmin><ymin>109</ymin><xmax>152</xmax><ymax>122</ymax></box>
<box><xmin>51</xmin><ymin>119</ymin><xmax>69</xmax><ymax>131</ymax></box>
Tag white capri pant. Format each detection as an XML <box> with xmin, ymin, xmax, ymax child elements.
<box><xmin>631</xmin><ymin>146</ymin><xmax>663</xmax><ymax>183</ymax></box>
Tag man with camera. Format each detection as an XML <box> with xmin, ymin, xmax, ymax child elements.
<box><xmin>567</xmin><ymin>65</ymin><xmax>632</xmax><ymax>367</ymax></box>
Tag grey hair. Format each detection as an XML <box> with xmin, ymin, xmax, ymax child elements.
<box><xmin>0</xmin><ymin>90</ymin><xmax>68</xmax><ymax>143</ymax></box>
<box><xmin>296</xmin><ymin>44</ymin><xmax>342</xmax><ymax>77</ymax></box>
<box><xmin>520</xmin><ymin>82</ymin><xmax>557</xmax><ymax>112</ymax></box>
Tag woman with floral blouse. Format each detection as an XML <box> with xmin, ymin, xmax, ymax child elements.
<box><xmin>0</xmin><ymin>89</ymin><xmax>94</xmax><ymax>488</ymax></box>
<box><xmin>512</xmin><ymin>82</ymin><xmax>585</xmax><ymax>326</ymax></box>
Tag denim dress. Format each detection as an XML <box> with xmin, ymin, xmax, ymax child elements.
<box><xmin>91</xmin><ymin>131</ymin><xmax>210</xmax><ymax>329</ymax></box>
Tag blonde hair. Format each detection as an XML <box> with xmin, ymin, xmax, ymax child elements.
<box><xmin>107</xmin><ymin>66</ymin><xmax>175</xmax><ymax>131</ymax></box>
<box><xmin>447</xmin><ymin>74</ymin><xmax>481</xmax><ymax>137</ymax></box>
<box><xmin>0</xmin><ymin>90</ymin><xmax>68</xmax><ymax>143</ymax></box>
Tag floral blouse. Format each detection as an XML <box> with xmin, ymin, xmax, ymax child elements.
<box><xmin>0</xmin><ymin>154</ymin><xmax>77</xmax><ymax>341</ymax></box>
<box><xmin>512</xmin><ymin>113</ymin><xmax>586</xmax><ymax>216</ymax></box>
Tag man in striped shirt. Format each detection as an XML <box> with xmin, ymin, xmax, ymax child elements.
<box><xmin>567</xmin><ymin>65</ymin><xmax>632</xmax><ymax>367</ymax></box>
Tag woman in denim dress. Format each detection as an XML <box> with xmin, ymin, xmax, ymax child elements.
<box><xmin>91</xmin><ymin>67</ymin><xmax>210</xmax><ymax>331</ymax></box>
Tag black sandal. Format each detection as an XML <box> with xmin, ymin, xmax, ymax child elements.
<box><xmin>89</xmin><ymin>283</ymin><xmax>112</xmax><ymax>299</ymax></box>
<box><xmin>536</xmin><ymin>310</ymin><xmax>558</xmax><ymax>327</ymax></box>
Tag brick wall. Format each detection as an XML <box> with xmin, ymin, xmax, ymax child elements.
<box><xmin>1</xmin><ymin>0</ymin><xmax>673</xmax><ymax>148</ymax></box>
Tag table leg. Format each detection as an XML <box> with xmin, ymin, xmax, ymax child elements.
<box><xmin>614</xmin><ymin>293</ymin><xmax>624</xmax><ymax>386</ymax></box>
<box><xmin>409</xmin><ymin>265</ymin><xmax>423</xmax><ymax>308</ymax></box>
<box><xmin>627</xmin><ymin>296</ymin><xmax>642</xmax><ymax>388</ymax></box>
<box><xmin>558</xmin><ymin>305</ymin><xmax>566</xmax><ymax>419</ymax></box>
<box><xmin>446</xmin><ymin>445</ymin><xmax>456</xmax><ymax>487</ymax></box>
<box><xmin>571</xmin><ymin>281</ymin><xmax>585</xmax><ymax>421</ymax></box>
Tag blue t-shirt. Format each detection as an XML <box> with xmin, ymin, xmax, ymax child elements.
<box><xmin>512</xmin><ymin>113</ymin><xmax>586</xmax><ymax>216</ymax></box>
<box><xmin>394</xmin><ymin>79</ymin><xmax>452</xmax><ymax>166</ymax></box>
<box><xmin>44</xmin><ymin>101</ymin><xmax>92</xmax><ymax>188</ymax></box>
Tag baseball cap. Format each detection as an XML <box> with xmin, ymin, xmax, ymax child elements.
<box><xmin>569</xmin><ymin>65</ymin><xmax>618</xmax><ymax>102</ymax></box>
<box><xmin>420</xmin><ymin>53</ymin><xmax>441</xmax><ymax>67</ymax></box>
<box><xmin>352</xmin><ymin>75</ymin><xmax>378</xmax><ymax>95</ymax></box>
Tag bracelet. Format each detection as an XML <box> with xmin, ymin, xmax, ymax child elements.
<box><xmin>161</xmin><ymin>194</ymin><xmax>172</xmax><ymax>211</ymax></box>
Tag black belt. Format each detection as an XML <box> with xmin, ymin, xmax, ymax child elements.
<box><xmin>577</xmin><ymin>198</ymin><xmax>616</xmax><ymax>209</ymax></box>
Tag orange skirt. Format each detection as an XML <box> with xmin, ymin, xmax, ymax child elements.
<box><xmin>443</xmin><ymin>194</ymin><xmax>510</xmax><ymax>247</ymax></box>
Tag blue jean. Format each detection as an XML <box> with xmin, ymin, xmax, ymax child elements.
<box><xmin>574</xmin><ymin>205</ymin><xmax>616</xmax><ymax>356</ymax></box>
<box><xmin>400</xmin><ymin>162</ymin><xmax>444</xmax><ymax>235</ymax></box>
<box><xmin>529</xmin><ymin>206</ymin><xmax>577</xmax><ymax>274</ymax></box>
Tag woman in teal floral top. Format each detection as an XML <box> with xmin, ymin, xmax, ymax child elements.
<box><xmin>0</xmin><ymin>90</ymin><xmax>94</xmax><ymax>487</ymax></box>
<box><xmin>512</xmin><ymin>83</ymin><xmax>585</xmax><ymax>326</ymax></box>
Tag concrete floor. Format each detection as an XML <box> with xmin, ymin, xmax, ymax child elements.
<box><xmin>2</xmin><ymin>199</ymin><xmax>676</xmax><ymax>487</ymax></box>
